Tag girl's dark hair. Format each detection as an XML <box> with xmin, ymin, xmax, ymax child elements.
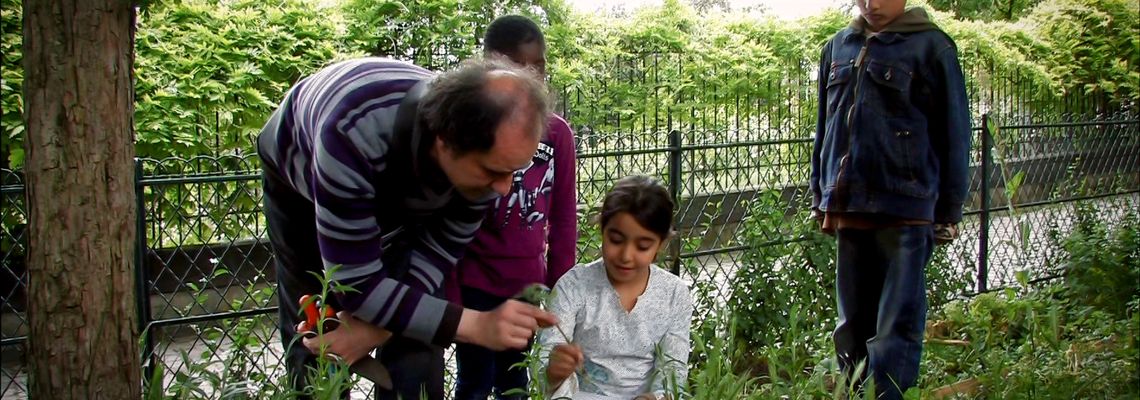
<box><xmin>599</xmin><ymin>175</ymin><xmax>675</xmax><ymax>240</ymax></box>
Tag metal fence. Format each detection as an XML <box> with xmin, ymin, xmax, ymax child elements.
<box><xmin>2</xmin><ymin>113</ymin><xmax>1136</xmax><ymax>398</ymax></box>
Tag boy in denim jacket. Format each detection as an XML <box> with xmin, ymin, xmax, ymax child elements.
<box><xmin>811</xmin><ymin>0</ymin><xmax>971</xmax><ymax>398</ymax></box>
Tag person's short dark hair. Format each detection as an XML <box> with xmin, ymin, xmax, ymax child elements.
<box><xmin>418</xmin><ymin>58</ymin><xmax>550</xmax><ymax>156</ymax></box>
<box><xmin>599</xmin><ymin>175</ymin><xmax>675</xmax><ymax>240</ymax></box>
<box><xmin>483</xmin><ymin>15</ymin><xmax>545</xmax><ymax>56</ymax></box>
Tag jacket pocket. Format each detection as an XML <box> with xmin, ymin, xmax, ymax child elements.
<box><xmin>869</xmin><ymin>118</ymin><xmax>935</xmax><ymax>199</ymax></box>
<box><xmin>825</xmin><ymin>62</ymin><xmax>852</xmax><ymax>117</ymax></box>
<box><xmin>866</xmin><ymin>60</ymin><xmax>914</xmax><ymax>117</ymax></box>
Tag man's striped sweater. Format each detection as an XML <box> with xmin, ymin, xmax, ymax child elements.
<box><xmin>258</xmin><ymin>57</ymin><xmax>493</xmax><ymax>346</ymax></box>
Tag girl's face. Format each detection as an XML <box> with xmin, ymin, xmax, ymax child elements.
<box><xmin>601</xmin><ymin>212</ymin><xmax>664</xmax><ymax>285</ymax></box>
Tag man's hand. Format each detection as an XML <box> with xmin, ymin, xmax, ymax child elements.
<box><xmin>934</xmin><ymin>223</ymin><xmax>959</xmax><ymax>245</ymax></box>
<box><xmin>456</xmin><ymin>299</ymin><xmax>558</xmax><ymax>351</ymax></box>
<box><xmin>300</xmin><ymin>311</ymin><xmax>392</xmax><ymax>365</ymax></box>
<box><xmin>546</xmin><ymin>343</ymin><xmax>584</xmax><ymax>386</ymax></box>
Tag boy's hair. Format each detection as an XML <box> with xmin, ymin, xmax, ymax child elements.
<box><xmin>600</xmin><ymin>175</ymin><xmax>675</xmax><ymax>240</ymax></box>
<box><xmin>483</xmin><ymin>15</ymin><xmax>545</xmax><ymax>56</ymax></box>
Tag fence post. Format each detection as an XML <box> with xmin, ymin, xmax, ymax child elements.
<box><xmin>668</xmin><ymin>129</ymin><xmax>682</xmax><ymax>276</ymax></box>
<box><xmin>978</xmin><ymin>114</ymin><xmax>992</xmax><ymax>293</ymax></box>
<box><xmin>134</xmin><ymin>158</ymin><xmax>156</xmax><ymax>383</ymax></box>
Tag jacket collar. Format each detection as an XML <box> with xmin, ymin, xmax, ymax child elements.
<box><xmin>842</xmin><ymin>7</ymin><xmax>940</xmax><ymax>43</ymax></box>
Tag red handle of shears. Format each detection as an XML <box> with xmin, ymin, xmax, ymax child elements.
<box><xmin>299</xmin><ymin>294</ymin><xmax>338</xmax><ymax>334</ymax></box>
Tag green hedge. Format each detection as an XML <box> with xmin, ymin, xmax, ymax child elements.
<box><xmin>1</xmin><ymin>0</ymin><xmax>1136</xmax><ymax>169</ymax></box>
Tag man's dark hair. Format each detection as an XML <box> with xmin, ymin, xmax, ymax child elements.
<box><xmin>417</xmin><ymin>58</ymin><xmax>549</xmax><ymax>156</ymax></box>
<box><xmin>483</xmin><ymin>15</ymin><xmax>545</xmax><ymax>56</ymax></box>
<box><xmin>599</xmin><ymin>175</ymin><xmax>675</xmax><ymax>240</ymax></box>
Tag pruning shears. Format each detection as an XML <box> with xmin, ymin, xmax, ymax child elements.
<box><xmin>298</xmin><ymin>295</ymin><xmax>394</xmax><ymax>390</ymax></box>
<box><xmin>298</xmin><ymin>294</ymin><xmax>339</xmax><ymax>334</ymax></box>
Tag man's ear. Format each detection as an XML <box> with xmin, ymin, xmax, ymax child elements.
<box><xmin>432</xmin><ymin>135</ymin><xmax>447</xmax><ymax>158</ymax></box>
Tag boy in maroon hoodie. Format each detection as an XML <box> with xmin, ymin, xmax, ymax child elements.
<box><xmin>450</xmin><ymin>15</ymin><xmax>579</xmax><ymax>400</ymax></box>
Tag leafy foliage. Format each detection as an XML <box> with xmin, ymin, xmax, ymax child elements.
<box><xmin>924</xmin><ymin>282</ymin><xmax>1138</xmax><ymax>398</ymax></box>
<box><xmin>729</xmin><ymin>189</ymin><xmax>970</xmax><ymax>359</ymax></box>
<box><xmin>1059</xmin><ymin>203</ymin><xmax>1140</xmax><ymax>319</ymax></box>
<box><xmin>697</xmin><ymin>195</ymin><xmax>1138</xmax><ymax>399</ymax></box>
<box><xmin>546</xmin><ymin>1</ymin><xmax>850</xmax><ymax>138</ymax></box>
<box><xmin>1</xmin><ymin>0</ymin><xmax>23</xmax><ymax>168</ymax></box>
<box><xmin>339</xmin><ymin>0</ymin><xmax>569</xmax><ymax>70</ymax></box>
<box><xmin>133</xmin><ymin>0</ymin><xmax>347</xmax><ymax>161</ymax></box>
<box><xmin>3</xmin><ymin>0</ymin><xmax>1137</xmax><ymax>169</ymax></box>
<box><xmin>730</xmin><ymin>190</ymin><xmax>837</xmax><ymax>353</ymax></box>
<box><xmin>927</xmin><ymin>0</ymin><xmax>1042</xmax><ymax>21</ymax></box>
<box><xmin>144</xmin><ymin>266</ymin><xmax>362</xmax><ymax>399</ymax></box>
<box><xmin>1025</xmin><ymin>0</ymin><xmax>1140</xmax><ymax>109</ymax></box>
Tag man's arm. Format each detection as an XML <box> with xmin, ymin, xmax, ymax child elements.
<box><xmin>400</xmin><ymin>197</ymin><xmax>490</xmax><ymax>343</ymax></box>
<box><xmin>311</xmin><ymin>119</ymin><xmax>461</xmax><ymax>347</ymax></box>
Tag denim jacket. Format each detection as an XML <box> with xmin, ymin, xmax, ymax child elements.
<box><xmin>811</xmin><ymin>8</ymin><xmax>972</xmax><ymax>224</ymax></box>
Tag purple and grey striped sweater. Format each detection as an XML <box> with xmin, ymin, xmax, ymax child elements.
<box><xmin>258</xmin><ymin>57</ymin><xmax>490</xmax><ymax>346</ymax></box>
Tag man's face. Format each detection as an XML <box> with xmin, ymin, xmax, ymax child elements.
<box><xmin>857</xmin><ymin>0</ymin><xmax>907</xmax><ymax>32</ymax></box>
<box><xmin>433</xmin><ymin>109</ymin><xmax>540</xmax><ymax>201</ymax></box>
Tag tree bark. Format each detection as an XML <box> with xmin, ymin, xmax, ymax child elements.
<box><xmin>22</xmin><ymin>0</ymin><xmax>140</xmax><ymax>398</ymax></box>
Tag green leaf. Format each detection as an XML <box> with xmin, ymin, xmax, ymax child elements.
<box><xmin>212</xmin><ymin>268</ymin><xmax>231</xmax><ymax>279</ymax></box>
<box><xmin>7</xmin><ymin>148</ymin><xmax>23</xmax><ymax>169</ymax></box>
<box><xmin>1006</xmin><ymin>171</ymin><xmax>1026</xmax><ymax>201</ymax></box>
<box><xmin>1020</xmin><ymin>219</ymin><xmax>1033</xmax><ymax>249</ymax></box>
<box><xmin>1015</xmin><ymin>270</ymin><xmax>1030</xmax><ymax>287</ymax></box>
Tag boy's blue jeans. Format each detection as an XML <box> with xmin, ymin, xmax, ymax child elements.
<box><xmin>454</xmin><ymin>286</ymin><xmax>529</xmax><ymax>400</ymax></box>
<box><xmin>833</xmin><ymin>225</ymin><xmax>933</xmax><ymax>400</ymax></box>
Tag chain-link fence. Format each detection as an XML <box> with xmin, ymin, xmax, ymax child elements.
<box><xmin>2</xmin><ymin>55</ymin><xmax>1138</xmax><ymax>397</ymax></box>
<box><xmin>3</xmin><ymin>115</ymin><xmax>1135</xmax><ymax>398</ymax></box>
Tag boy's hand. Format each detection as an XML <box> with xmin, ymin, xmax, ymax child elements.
<box><xmin>546</xmin><ymin>343</ymin><xmax>584</xmax><ymax>385</ymax></box>
<box><xmin>811</xmin><ymin>209</ymin><xmax>834</xmax><ymax>236</ymax></box>
<box><xmin>934</xmin><ymin>223</ymin><xmax>959</xmax><ymax>245</ymax></box>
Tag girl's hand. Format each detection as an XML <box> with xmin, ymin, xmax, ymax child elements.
<box><xmin>546</xmin><ymin>343</ymin><xmax>584</xmax><ymax>385</ymax></box>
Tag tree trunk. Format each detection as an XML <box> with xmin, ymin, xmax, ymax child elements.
<box><xmin>22</xmin><ymin>0</ymin><xmax>140</xmax><ymax>398</ymax></box>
